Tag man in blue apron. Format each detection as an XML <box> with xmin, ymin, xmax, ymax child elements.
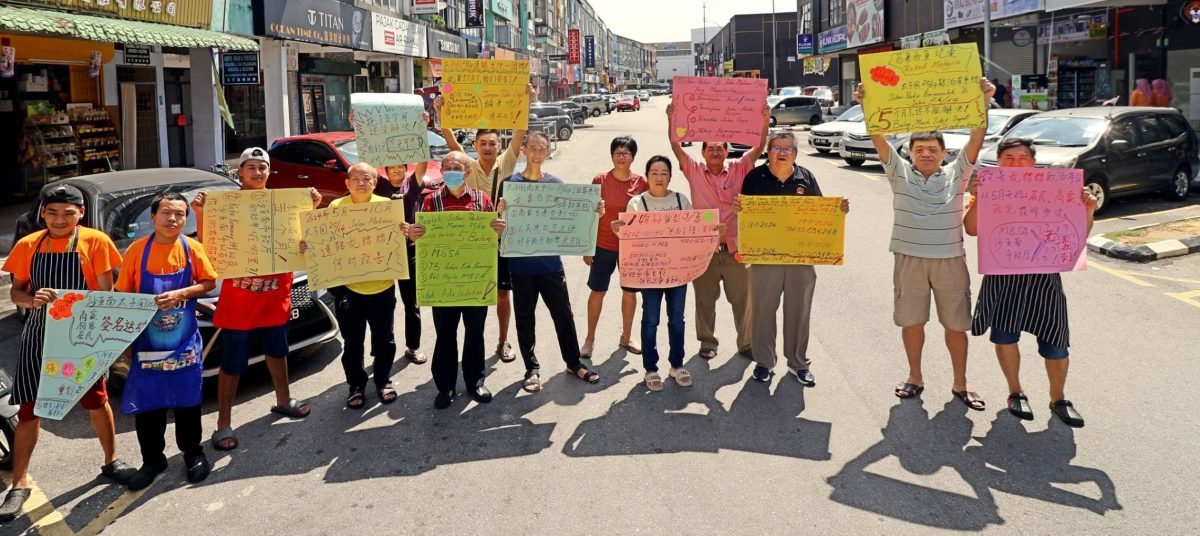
<box><xmin>0</xmin><ymin>185</ymin><xmax>136</xmax><ymax>522</ymax></box>
<box><xmin>115</xmin><ymin>193</ymin><xmax>218</xmax><ymax>490</ymax></box>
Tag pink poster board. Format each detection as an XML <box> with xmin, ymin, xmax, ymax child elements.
<box><xmin>618</xmin><ymin>209</ymin><xmax>720</xmax><ymax>288</ymax></box>
<box><xmin>976</xmin><ymin>167</ymin><xmax>1087</xmax><ymax>275</ymax></box>
<box><xmin>670</xmin><ymin>76</ymin><xmax>768</xmax><ymax>147</ymax></box>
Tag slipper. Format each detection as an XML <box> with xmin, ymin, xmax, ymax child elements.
<box><xmin>952</xmin><ymin>390</ymin><xmax>986</xmax><ymax>411</ymax></box>
<box><xmin>522</xmin><ymin>371</ymin><xmax>542</xmax><ymax>393</ymax></box>
<box><xmin>212</xmin><ymin>426</ymin><xmax>238</xmax><ymax>451</ymax></box>
<box><xmin>1007</xmin><ymin>392</ymin><xmax>1034</xmax><ymax>420</ymax></box>
<box><xmin>698</xmin><ymin>348</ymin><xmax>717</xmax><ymax>360</ymax></box>
<box><xmin>377</xmin><ymin>383</ymin><xmax>398</xmax><ymax>405</ymax></box>
<box><xmin>346</xmin><ymin>386</ymin><xmax>366</xmax><ymax>409</ymax></box>
<box><xmin>270</xmin><ymin>398</ymin><xmax>311</xmax><ymax>418</ymax></box>
<box><xmin>644</xmin><ymin>372</ymin><xmax>664</xmax><ymax>391</ymax></box>
<box><xmin>566</xmin><ymin>366</ymin><xmax>600</xmax><ymax>383</ymax></box>
<box><xmin>894</xmin><ymin>382</ymin><xmax>924</xmax><ymax>399</ymax></box>
<box><xmin>0</xmin><ymin>488</ymin><xmax>32</xmax><ymax>522</ymax></box>
<box><xmin>669</xmin><ymin>368</ymin><xmax>694</xmax><ymax>387</ymax></box>
<box><xmin>496</xmin><ymin>342</ymin><xmax>517</xmax><ymax>363</ymax></box>
<box><xmin>405</xmin><ymin>349</ymin><xmax>428</xmax><ymax>365</ymax></box>
<box><xmin>619</xmin><ymin>338</ymin><xmax>642</xmax><ymax>355</ymax></box>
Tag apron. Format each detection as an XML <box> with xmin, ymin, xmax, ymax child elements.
<box><xmin>13</xmin><ymin>228</ymin><xmax>88</xmax><ymax>405</ymax></box>
<box><xmin>120</xmin><ymin>235</ymin><xmax>203</xmax><ymax>414</ymax></box>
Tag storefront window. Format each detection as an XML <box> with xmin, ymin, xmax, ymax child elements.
<box><xmin>225</xmin><ymin>84</ymin><xmax>266</xmax><ymax>156</ymax></box>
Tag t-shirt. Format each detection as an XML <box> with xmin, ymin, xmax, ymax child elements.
<box><xmin>593</xmin><ymin>171</ymin><xmax>648</xmax><ymax>251</ymax></box>
<box><xmin>328</xmin><ymin>194</ymin><xmax>396</xmax><ymax>295</ymax></box>
<box><xmin>678</xmin><ymin>152</ymin><xmax>757</xmax><ymax>250</ymax></box>
<box><xmin>373</xmin><ymin>172</ymin><xmax>424</xmax><ymax>226</ymax></box>
<box><xmin>466</xmin><ymin>148</ymin><xmax>520</xmax><ymax>199</ymax></box>
<box><xmin>882</xmin><ymin>143</ymin><xmax>973</xmax><ymax>258</ymax></box>
<box><xmin>2</xmin><ymin>227</ymin><xmax>121</xmax><ymax>290</ymax></box>
<box><xmin>499</xmin><ymin>172</ymin><xmax>566</xmax><ymax>275</ymax></box>
<box><xmin>626</xmin><ymin>190</ymin><xmax>692</xmax><ymax>212</ymax></box>
<box><xmin>741</xmin><ymin>163</ymin><xmax>824</xmax><ymax>197</ymax></box>
<box><xmin>115</xmin><ymin>236</ymin><xmax>218</xmax><ymax>293</ymax></box>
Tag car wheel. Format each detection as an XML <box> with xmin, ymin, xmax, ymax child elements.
<box><xmin>1164</xmin><ymin>166</ymin><xmax>1192</xmax><ymax>201</ymax></box>
<box><xmin>844</xmin><ymin>158</ymin><xmax>866</xmax><ymax>167</ymax></box>
<box><xmin>1085</xmin><ymin>178</ymin><xmax>1109</xmax><ymax>212</ymax></box>
<box><xmin>558</xmin><ymin>126</ymin><xmax>572</xmax><ymax>141</ymax></box>
<box><xmin>769</xmin><ymin>116</ymin><xmax>777</xmax><ymax>127</ymax></box>
<box><xmin>816</xmin><ymin>149</ymin><xmax>831</xmax><ymax>154</ymax></box>
<box><xmin>810</xmin><ymin>115</ymin><xmax>821</xmax><ymax>126</ymax></box>
<box><xmin>591</xmin><ymin>108</ymin><xmax>601</xmax><ymax>117</ymax></box>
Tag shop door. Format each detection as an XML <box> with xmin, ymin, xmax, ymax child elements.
<box><xmin>324</xmin><ymin>76</ymin><xmax>351</xmax><ymax>132</ymax></box>
<box><xmin>301</xmin><ymin>85</ymin><xmax>327</xmax><ymax>133</ymax></box>
<box><xmin>119</xmin><ymin>82</ymin><xmax>160</xmax><ymax>169</ymax></box>
<box><xmin>164</xmin><ymin>68</ymin><xmax>193</xmax><ymax>167</ymax></box>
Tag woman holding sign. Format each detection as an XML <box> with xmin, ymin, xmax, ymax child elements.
<box><xmin>964</xmin><ymin>138</ymin><xmax>1098</xmax><ymax>428</ymax></box>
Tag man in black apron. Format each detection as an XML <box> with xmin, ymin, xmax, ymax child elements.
<box><xmin>0</xmin><ymin>185</ymin><xmax>136</xmax><ymax>522</ymax></box>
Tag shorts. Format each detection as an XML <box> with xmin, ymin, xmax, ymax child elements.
<box><xmin>586</xmin><ymin>247</ymin><xmax>635</xmax><ymax>293</ymax></box>
<box><xmin>989</xmin><ymin>329</ymin><xmax>1070</xmax><ymax>360</ymax></box>
<box><xmin>220</xmin><ymin>324</ymin><xmax>290</xmax><ymax>376</ymax></box>
<box><xmin>893</xmin><ymin>253</ymin><xmax>972</xmax><ymax>331</ymax></box>
<box><xmin>20</xmin><ymin>378</ymin><xmax>107</xmax><ymax>421</ymax></box>
<box><xmin>497</xmin><ymin>254</ymin><xmax>512</xmax><ymax>291</ymax></box>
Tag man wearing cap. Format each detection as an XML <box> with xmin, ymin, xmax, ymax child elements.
<box><xmin>1</xmin><ymin>185</ymin><xmax>137</xmax><ymax>522</ymax></box>
<box><xmin>191</xmin><ymin>148</ymin><xmax>321</xmax><ymax>452</ymax></box>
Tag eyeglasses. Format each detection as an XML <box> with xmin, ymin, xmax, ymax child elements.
<box><xmin>612</xmin><ymin>151</ymin><xmax>633</xmax><ymax>157</ymax></box>
<box><xmin>769</xmin><ymin>147</ymin><xmax>797</xmax><ymax>154</ymax></box>
<box><xmin>348</xmin><ymin>177</ymin><xmax>374</xmax><ymax>184</ymax></box>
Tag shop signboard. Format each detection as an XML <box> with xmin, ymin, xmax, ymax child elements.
<box><xmin>29</xmin><ymin>0</ymin><xmax>213</xmax><ymax>28</ymax></box>
<box><xmin>584</xmin><ymin>35</ymin><xmax>596</xmax><ymax>68</ymax></box>
<box><xmin>372</xmin><ymin>12</ymin><xmax>427</xmax><ymax>57</ymax></box>
<box><xmin>1183</xmin><ymin>1</ymin><xmax>1200</xmax><ymax>25</ymax></box>
<box><xmin>414</xmin><ymin>0</ymin><xmax>441</xmax><ymax>15</ymax></box>
<box><xmin>944</xmin><ymin>0</ymin><xmax>1042</xmax><ymax>30</ymax></box>
<box><xmin>818</xmin><ymin>26</ymin><xmax>847</xmax><ymax>53</ymax></box>
<box><xmin>257</xmin><ymin>0</ymin><xmax>372</xmax><ymax>51</ymax></box>
<box><xmin>568</xmin><ymin>29</ymin><xmax>581</xmax><ymax>65</ymax></box>
<box><xmin>123</xmin><ymin>46</ymin><xmax>151</xmax><ymax>65</ymax></box>
<box><xmin>466</xmin><ymin>0</ymin><xmax>485</xmax><ymax>28</ymax></box>
<box><xmin>1036</xmin><ymin>14</ymin><xmax>1107</xmax><ymax>45</ymax></box>
<box><xmin>845</xmin><ymin>0</ymin><xmax>884</xmax><ymax>49</ymax></box>
<box><xmin>222</xmin><ymin>52</ymin><xmax>260</xmax><ymax>85</ymax></box>
<box><xmin>796</xmin><ymin>34</ymin><xmax>815</xmax><ymax>56</ymax></box>
<box><xmin>428</xmin><ymin>29</ymin><xmax>466</xmax><ymax>59</ymax></box>
<box><xmin>491</xmin><ymin>0</ymin><xmax>515</xmax><ymax>20</ymax></box>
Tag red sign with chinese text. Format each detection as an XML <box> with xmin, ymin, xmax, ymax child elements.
<box><xmin>568</xmin><ymin>29</ymin><xmax>581</xmax><ymax>64</ymax></box>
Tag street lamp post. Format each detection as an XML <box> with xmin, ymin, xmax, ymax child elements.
<box><xmin>771</xmin><ymin>0</ymin><xmax>778</xmax><ymax>90</ymax></box>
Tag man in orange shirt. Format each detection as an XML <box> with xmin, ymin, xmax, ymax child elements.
<box><xmin>0</xmin><ymin>185</ymin><xmax>136</xmax><ymax>522</ymax></box>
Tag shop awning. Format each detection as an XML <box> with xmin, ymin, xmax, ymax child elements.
<box><xmin>1045</xmin><ymin>0</ymin><xmax>1164</xmax><ymax>11</ymax></box>
<box><xmin>0</xmin><ymin>6</ymin><xmax>259</xmax><ymax>51</ymax></box>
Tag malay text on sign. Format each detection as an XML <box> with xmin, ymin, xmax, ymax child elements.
<box><xmin>441</xmin><ymin>59</ymin><xmax>530</xmax><ymax>129</ymax></box>
<box><xmin>300</xmin><ymin>200</ymin><xmax>410</xmax><ymax>290</ymax></box>
<box><xmin>738</xmin><ymin>196</ymin><xmax>846</xmax><ymax>265</ymax></box>
<box><xmin>415</xmin><ymin>212</ymin><xmax>498</xmax><ymax>306</ymax></box>
<box><xmin>857</xmin><ymin>44</ymin><xmax>985</xmax><ymax>135</ymax></box>
<box><xmin>500</xmin><ymin>182</ymin><xmax>600</xmax><ymax>257</ymax></box>
<box><xmin>35</xmin><ymin>291</ymin><xmax>158</xmax><ymax>420</ymax></box>
<box><xmin>203</xmin><ymin>188</ymin><xmax>309</xmax><ymax>278</ymax></box>
<box><xmin>618</xmin><ymin>209</ymin><xmax>720</xmax><ymax>288</ymax></box>
<box><xmin>351</xmin><ymin>93</ymin><xmax>431</xmax><ymax>166</ymax></box>
<box><xmin>669</xmin><ymin>76</ymin><xmax>768</xmax><ymax>148</ymax></box>
<box><xmin>976</xmin><ymin>167</ymin><xmax>1087</xmax><ymax>275</ymax></box>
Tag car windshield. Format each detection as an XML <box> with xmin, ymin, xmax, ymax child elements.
<box><xmin>779</xmin><ymin>87</ymin><xmax>802</xmax><ymax>96</ymax></box>
<box><xmin>1003</xmin><ymin>117</ymin><xmax>1105</xmax><ymax>147</ymax></box>
<box><xmin>767</xmin><ymin>96</ymin><xmax>784</xmax><ymax>108</ymax></box>
<box><xmin>334</xmin><ymin>139</ymin><xmax>359</xmax><ymax>165</ymax></box>
<box><xmin>100</xmin><ymin>180</ymin><xmax>238</xmax><ymax>250</ymax></box>
<box><xmin>837</xmin><ymin>105</ymin><xmax>864</xmax><ymax>121</ymax></box>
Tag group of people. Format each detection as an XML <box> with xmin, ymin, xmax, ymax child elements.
<box><xmin>0</xmin><ymin>77</ymin><xmax>1095</xmax><ymax>523</ymax></box>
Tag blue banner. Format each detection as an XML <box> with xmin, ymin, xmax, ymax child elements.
<box><xmin>584</xmin><ymin>35</ymin><xmax>596</xmax><ymax>68</ymax></box>
<box><xmin>818</xmin><ymin>26</ymin><xmax>847</xmax><ymax>53</ymax></box>
<box><xmin>796</xmin><ymin>34</ymin><xmax>814</xmax><ymax>56</ymax></box>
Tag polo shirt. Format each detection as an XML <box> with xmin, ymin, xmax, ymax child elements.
<box><xmin>881</xmin><ymin>143</ymin><xmax>974</xmax><ymax>258</ymax></box>
<box><xmin>740</xmin><ymin>163</ymin><xmax>824</xmax><ymax>197</ymax></box>
<box><xmin>418</xmin><ymin>185</ymin><xmax>494</xmax><ymax>213</ymax></box>
<box><xmin>465</xmin><ymin>148</ymin><xmax>520</xmax><ymax>200</ymax></box>
<box><xmin>678</xmin><ymin>151</ymin><xmax>757</xmax><ymax>250</ymax></box>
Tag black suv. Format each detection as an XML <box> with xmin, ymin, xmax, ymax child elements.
<box><xmin>980</xmin><ymin>106</ymin><xmax>1199</xmax><ymax>211</ymax></box>
<box><xmin>529</xmin><ymin>104</ymin><xmax>575</xmax><ymax>141</ymax></box>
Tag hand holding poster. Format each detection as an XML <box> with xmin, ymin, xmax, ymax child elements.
<box><xmin>738</xmin><ymin>196</ymin><xmax>846</xmax><ymax>265</ymax></box>
<box><xmin>36</xmin><ymin>291</ymin><xmax>158</xmax><ymax>420</ymax></box>
<box><xmin>976</xmin><ymin>168</ymin><xmax>1087</xmax><ymax>275</ymax></box>
<box><xmin>415</xmin><ymin>212</ymin><xmax>499</xmax><ymax>306</ymax></box>
<box><xmin>350</xmin><ymin>93</ymin><xmax>431</xmax><ymax>166</ymax></box>
<box><xmin>300</xmin><ymin>200</ymin><xmax>409</xmax><ymax>290</ymax></box>
<box><xmin>618</xmin><ymin>210</ymin><xmax>720</xmax><ymax>288</ymax></box>
<box><xmin>857</xmin><ymin>43</ymin><xmax>985</xmax><ymax>134</ymax></box>
<box><xmin>670</xmin><ymin>76</ymin><xmax>768</xmax><ymax>147</ymax></box>
<box><xmin>441</xmin><ymin>59</ymin><xmax>530</xmax><ymax>129</ymax></box>
<box><xmin>500</xmin><ymin>183</ymin><xmax>600</xmax><ymax>257</ymax></box>
<box><xmin>202</xmin><ymin>189</ymin><xmax>310</xmax><ymax>278</ymax></box>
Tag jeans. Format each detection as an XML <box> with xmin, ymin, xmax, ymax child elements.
<box><xmin>510</xmin><ymin>272</ymin><xmax>583</xmax><ymax>374</ymax></box>
<box><xmin>640</xmin><ymin>285</ymin><xmax>687</xmax><ymax>372</ymax></box>
<box><xmin>396</xmin><ymin>244</ymin><xmax>422</xmax><ymax>350</ymax></box>
<box><xmin>431</xmin><ymin>306</ymin><xmax>489</xmax><ymax>393</ymax></box>
<box><xmin>336</xmin><ymin>289</ymin><xmax>398</xmax><ymax>390</ymax></box>
<box><xmin>135</xmin><ymin>405</ymin><xmax>202</xmax><ymax>466</ymax></box>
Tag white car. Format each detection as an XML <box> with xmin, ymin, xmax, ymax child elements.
<box><xmin>808</xmin><ymin>105</ymin><xmax>863</xmax><ymax>154</ymax></box>
<box><xmin>840</xmin><ymin>108</ymin><xmax>1043</xmax><ymax>167</ymax></box>
<box><xmin>638</xmin><ymin>90</ymin><xmax>651</xmax><ymax>101</ymax></box>
<box><xmin>839</xmin><ymin>123</ymin><xmax>902</xmax><ymax>167</ymax></box>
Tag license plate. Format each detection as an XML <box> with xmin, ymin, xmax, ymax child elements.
<box><xmin>848</xmin><ymin>152</ymin><xmax>866</xmax><ymax>158</ymax></box>
<box><xmin>813</xmin><ymin>139</ymin><xmax>830</xmax><ymax>146</ymax></box>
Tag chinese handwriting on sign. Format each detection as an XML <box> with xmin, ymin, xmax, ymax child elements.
<box><xmin>202</xmin><ymin>188</ymin><xmax>310</xmax><ymax>279</ymax></box>
<box><xmin>351</xmin><ymin>93</ymin><xmax>431</xmax><ymax>167</ymax></box>
<box><xmin>440</xmin><ymin>59</ymin><xmax>530</xmax><ymax>130</ymax></box>
<box><xmin>415</xmin><ymin>212</ymin><xmax>498</xmax><ymax>307</ymax></box>
<box><xmin>669</xmin><ymin>76</ymin><xmax>768</xmax><ymax>148</ymax></box>
<box><xmin>618</xmin><ymin>210</ymin><xmax>720</xmax><ymax>289</ymax></box>
<box><xmin>500</xmin><ymin>183</ymin><xmax>600</xmax><ymax>257</ymax></box>
<box><xmin>738</xmin><ymin>196</ymin><xmax>847</xmax><ymax>265</ymax></box>
<box><xmin>300</xmin><ymin>200</ymin><xmax>410</xmax><ymax>290</ymax></box>
<box><xmin>857</xmin><ymin>43</ymin><xmax>986</xmax><ymax>135</ymax></box>
<box><xmin>35</xmin><ymin>291</ymin><xmax>158</xmax><ymax>420</ymax></box>
<box><xmin>976</xmin><ymin>168</ymin><xmax>1087</xmax><ymax>275</ymax></box>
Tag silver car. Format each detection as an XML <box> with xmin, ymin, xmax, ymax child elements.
<box><xmin>809</xmin><ymin>105</ymin><xmax>863</xmax><ymax>154</ymax></box>
<box><xmin>771</xmin><ymin>96</ymin><xmax>824</xmax><ymax>127</ymax></box>
<box><xmin>570</xmin><ymin>94</ymin><xmax>609</xmax><ymax>117</ymax></box>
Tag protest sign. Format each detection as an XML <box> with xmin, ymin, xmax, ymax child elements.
<box><xmin>441</xmin><ymin>59</ymin><xmax>530</xmax><ymax>129</ymax></box>
<box><xmin>415</xmin><ymin>211</ymin><xmax>498</xmax><ymax>306</ymax></box>
<box><xmin>976</xmin><ymin>168</ymin><xmax>1087</xmax><ymax>275</ymax></box>
<box><xmin>857</xmin><ymin>43</ymin><xmax>985</xmax><ymax>134</ymax></box>
<box><xmin>500</xmin><ymin>183</ymin><xmax>600</xmax><ymax>257</ymax></box>
<box><xmin>300</xmin><ymin>200</ymin><xmax>409</xmax><ymax>290</ymax></box>
<box><xmin>35</xmin><ymin>291</ymin><xmax>157</xmax><ymax>420</ymax></box>
<box><xmin>350</xmin><ymin>93</ymin><xmax>430</xmax><ymax>167</ymax></box>
<box><xmin>669</xmin><ymin>76</ymin><xmax>768</xmax><ymax>147</ymax></box>
<box><xmin>618</xmin><ymin>209</ymin><xmax>720</xmax><ymax>288</ymax></box>
<box><xmin>738</xmin><ymin>196</ymin><xmax>846</xmax><ymax>265</ymax></box>
<box><xmin>202</xmin><ymin>189</ymin><xmax>310</xmax><ymax>278</ymax></box>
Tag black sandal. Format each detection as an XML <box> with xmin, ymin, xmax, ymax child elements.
<box><xmin>566</xmin><ymin>366</ymin><xmax>600</xmax><ymax>384</ymax></box>
<box><xmin>894</xmin><ymin>382</ymin><xmax>924</xmax><ymax>399</ymax></box>
<box><xmin>377</xmin><ymin>383</ymin><xmax>398</xmax><ymax>404</ymax></box>
<box><xmin>952</xmin><ymin>390</ymin><xmax>986</xmax><ymax>411</ymax></box>
<box><xmin>698</xmin><ymin>348</ymin><xmax>718</xmax><ymax>360</ymax></box>
<box><xmin>1007</xmin><ymin>392</ymin><xmax>1034</xmax><ymax>420</ymax></box>
<box><xmin>346</xmin><ymin>386</ymin><xmax>366</xmax><ymax>409</ymax></box>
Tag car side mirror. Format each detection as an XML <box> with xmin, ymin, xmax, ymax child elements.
<box><xmin>324</xmin><ymin>159</ymin><xmax>339</xmax><ymax>170</ymax></box>
<box><xmin>1110</xmin><ymin>139</ymin><xmax>1131</xmax><ymax>151</ymax></box>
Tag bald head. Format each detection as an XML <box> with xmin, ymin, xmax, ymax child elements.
<box><xmin>442</xmin><ymin>151</ymin><xmax>469</xmax><ymax>172</ymax></box>
<box><xmin>348</xmin><ymin>161</ymin><xmax>376</xmax><ymax>177</ymax></box>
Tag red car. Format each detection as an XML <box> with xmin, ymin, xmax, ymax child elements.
<box><xmin>616</xmin><ymin>96</ymin><xmax>640</xmax><ymax>112</ymax></box>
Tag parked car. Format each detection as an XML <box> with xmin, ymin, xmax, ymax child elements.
<box><xmin>638</xmin><ymin>89</ymin><xmax>651</xmax><ymax>101</ymax></box>
<box><xmin>838</xmin><ymin>123</ymin><xmax>898</xmax><ymax>167</ymax></box>
<box><xmin>730</xmin><ymin>126</ymin><xmax>793</xmax><ymax>157</ymax></box>
<box><xmin>267</xmin><ymin>133</ymin><xmax>387</xmax><ymax>205</ymax></box>
<box><xmin>897</xmin><ymin>109</ymin><xmax>1041</xmax><ymax>162</ymax></box>
<box><xmin>616</xmin><ymin>95</ymin><xmax>640</xmax><ymax>112</ymax></box>
<box><xmin>978</xmin><ymin>106</ymin><xmax>1200</xmax><ymax>211</ymax></box>
<box><xmin>552</xmin><ymin>101</ymin><xmax>588</xmax><ymax>125</ymax></box>
<box><xmin>777</xmin><ymin>86</ymin><xmax>803</xmax><ymax>96</ymax></box>
<box><xmin>10</xmin><ymin>169</ymin><xmax>340</xmax><ymax>390</ymax></box>
<box><xmin>570</xmin><ymin>94</ymin><xmax>610</xmax><ymax>116</ymax></box>
<box><xmin>770</xmin><ymin>95</ymin><xmax>824</xmax><ymax>127</ymax></box>
<box><xmin>809</xmin><ymin>105</ymin><xmax>863</xmax><ymax>154</ymax></box>
<box><xmin>528</xmin><ymin>104</ymin><xmax>574</xmax><ymax>140</ymax></box>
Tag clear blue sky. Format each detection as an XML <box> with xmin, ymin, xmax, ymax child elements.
<box><xmin>591</xmin><ymin>0</ymin><xmax>799</xmax><ymax>43</ymax></box>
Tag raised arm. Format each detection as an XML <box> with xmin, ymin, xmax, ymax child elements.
<box><xmin>505</xmin><ymin>85</ymin><xmax>537</xmax><ymax>156</ymax></box>
<box><xmin>961</xmin><ymin>78</ymin><xmax>997</xmax><ymax>165</ymax></box>
<box><xmin>853</xmin><ymin>83</ymin><xmax>893</xmax><ymax>166</ymax></box>
<box><xmin>743</xmin><ymin>102</ymin><xmax>771</xmax><ymax>162</ymax></box>
<box><xmin>665</xmin><ymin>103</ymin><xmax>688</xmax><ymax>163</ymax></box>
<box><xmin>414</xmin><ymin>160</ymin><xmax>429</xmax><ymax>187</ymax></box>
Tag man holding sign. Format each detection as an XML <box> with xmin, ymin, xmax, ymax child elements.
<box><xmin>855</xmin><ymin>78</ymin><xmax>994</xmax><ymax>410</ymax></box>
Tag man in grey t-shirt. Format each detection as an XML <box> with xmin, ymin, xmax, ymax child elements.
<box><xmin>855</xmin><ymin>78</ymin><xmax>994</xmax><ymax>411</ymax></box>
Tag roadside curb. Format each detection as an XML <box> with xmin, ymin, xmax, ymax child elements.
<box><xmin>1087</xmin><ymin>233</ymin><xmax>1200</xmax><ymax>262</ymax></box>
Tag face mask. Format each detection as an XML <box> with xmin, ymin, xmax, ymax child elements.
<box><xmin>442</xmin><ymin>170</ymin><xmax>466</xmax><ymax>190</ymax></box>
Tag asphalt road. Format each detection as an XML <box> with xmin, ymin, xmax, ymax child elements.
<box><xmin>2</xmin><ymin>98</ymin><xmax>1199</xmax><ymax>535</ymax></box>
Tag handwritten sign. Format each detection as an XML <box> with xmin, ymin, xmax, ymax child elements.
<box><xmin>350</xmin><ymin>93</ymin><xmax>431</xmax><ymax>167</ymax></box>
<box><xmin>300</xmin><ymin>200</ymin><xmax>409</xmax><ymax>290</ymax></box>
<box><xmin>738</xmin><ymin>196</ymin><xmax>846</xmax><ymax>265</ymax></box>
<box><xmin>35</xmin><ymin>291</ymin><xmax>157</xmax><ymax>420</ymax></box>
<box><xmin>976</xmin><ymin>168</ymin><xmax>1087</xmax><ymax>275</ymax></box>
<box><xmin>858</xmin><ymin>44</ymin><xmax>985</xmax><ymax>135</ymax></box>
<box><xmin>203</xmin><ymin>189</ymin><xmax>310</xmax><ymax>278</ymax></box>
<box><xmin>618</xmin><ymin>210</ymin><xmax>720</xmax><ymax>288</ymax></box>
<box><xmin>441</xmin><ymin>59</ymin><xmax>530</xmax><ymax>129</ymax></box>
<box><xmin>415</xmin><ymin>212</ymin><xmax>498</xmax><ymax>306</ymax></box>
<box><xmin>500</xmin><ymin>182</ymin><xmax>600</xmax><ymax>257</ymax></box>
<box><xmin>670</xmin><ymin>76</ymin><xmax>768</xmax><ymax>147</ymax></box>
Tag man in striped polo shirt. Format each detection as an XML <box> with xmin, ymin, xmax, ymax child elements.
<box><xmin>855</xmin><ymin>78</ymin><xmax>995</xmax><ymax>411</ymax></box>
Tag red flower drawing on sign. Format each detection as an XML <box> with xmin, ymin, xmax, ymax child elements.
<box><xmin>870</xmin><ymin>65</ymin><xmax>900</xmax><ymax>87</ymax></box>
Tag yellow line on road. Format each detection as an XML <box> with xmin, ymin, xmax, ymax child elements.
<box><xmin>1089</xmin><ymin>262</ymin><xmax>1156</xmax><ymax>287</ymax></box>
<box><xmin>1116</xmin><ymin>272</ymin><xmax>1200</xmax><ymax>285</ymax></box>
<box><xmin>23</xmin><ymin>478</ymin><xmax>75</xmax><ymax>536</ymax></box>
<box><xmin>1166</xmin><ymin>289</ymin><xmax>1200</xmax><ymax>309</ymax></box>
<box><xmin>859</xmin><ymin>173</ymin><xmax>880</xmax><ymax>182</ymax></box>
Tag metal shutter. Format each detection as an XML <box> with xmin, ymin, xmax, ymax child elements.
<box><xmin>985</xmin><ymin>38</ymin><xmax>1036</xmax><ymax>85</ymax></box>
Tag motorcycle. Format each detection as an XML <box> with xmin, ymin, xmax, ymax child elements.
<box><xmin>0</xmin><ymin>367</ymin><xmax>20</xmax><ymax>471</ymax></box>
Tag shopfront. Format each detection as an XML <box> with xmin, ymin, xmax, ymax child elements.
<box><xmin>368</xmin><ymin>11</ymin><xmax>425</xmax><ymax>94</ymax></box>
<box><xmin>421</xmin><ymin>28</ymin><xmax>466</xmax><ymax>85</ymax></box>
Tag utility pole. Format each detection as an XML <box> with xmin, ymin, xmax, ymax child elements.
<box><xmin>771</xmin><ymin>0</ymin><xmax>778</xmax><ymax>90</ymax></box>
<box><xmin>702</xmin><ymin>2</ymin><xmax>707</xmax><ymax>76</ymax></box>
<box><xmin>983</xmin><ymin>0</ymin><xmax>992</xmax><ymax>79</ymax></box>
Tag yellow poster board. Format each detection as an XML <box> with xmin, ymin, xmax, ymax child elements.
<box><xmin>738</xmin><ymin>196</ymin><xmax>846</xmax><ymax>265</ymax></box>
<box><xmin>440</xmin><ymin>59</ymin><xmax>530</xmax><ymax>129</ymax></box>
<box><xmin>299</xmin><ymin>200</ymin><xmax>409</xmax><ymax>290</ymax></box>
<box><xmin>857</xmin><ymin>43</ymin><xmax>985</xmax><ymax>135</ymax></box>
<box><xmin>202</xmin><ymin>188</ymin><xmax>310</xmax><ymax>278</ymax></box>
<box><xmin>415</xmin><ymin>211</ymin><xmax>499</xmax><ymax>306</ymax></box>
